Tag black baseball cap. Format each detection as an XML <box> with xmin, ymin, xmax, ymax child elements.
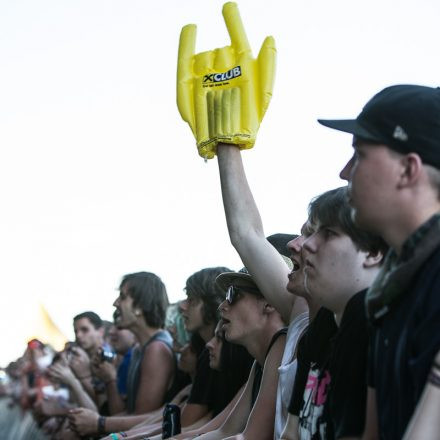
<box><xmin>318</xmin><ymin>84</ymin><xmax>440</xmax><ymax>169</ymax></box>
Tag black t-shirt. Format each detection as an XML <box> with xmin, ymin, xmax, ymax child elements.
<box><xmin>289</xmin><ymin>292</ymin><xmax>369</xmax><ymax>439</ymax></box>
<box><xmin>288</xmin><ymin>307</ymin><xmax>337</xmax><ymax>416</ymax></box>
<box><xmin>325</xmin><ymin>290</ymin><xmax>369</xmax><ymax>439</ymax></box>
<box><xmin>188</xmin><ymin>346</ymin><xmax>250</xmax><ymax>416</ymax></box>
<box><xmin>187</xmin><ymin>348</ymin><xmax>219</xmax><ymax>411</ymax></box>
<box><xmin>288</xmin><ymin>307</ymin><xmax>337</xmax><ymax>438</ymax></box>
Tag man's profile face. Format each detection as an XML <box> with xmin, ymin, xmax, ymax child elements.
<box><xmin>340</xmin><ymin>139</ymin><xmax>401</xmax><ymax>233</ymax></box>
<box><xmin>113</xmin><ymin>285</ymin><xmax>138</xmax><ymax>329</ymax></box>
<box><xmin>219</xmin><ymin>289</ymin><xmax>263</xmax><ymax>345</ymax></box>
<box><xmin>302</xmin><ymin>222</ymin><xmax>367</xmax><ymax>312</ymax></box>
<box><xmin>206</xmin><ymin>322</ymin><xmax>224</xmax><ymax>371</ymax></box>
<box><xmin>73</xmin><ymin>317</ymin><xmax>101</xmax><ymax>351</ymax></box>
<box><xmin>286</xmin><ymin>222</ymin><xmax>313</xmax><ymax>298</ymax></box>
<box><xmin>180</xmin><ymin>295</ymin><xmax>204</xmax><ymax>333</ymax></box>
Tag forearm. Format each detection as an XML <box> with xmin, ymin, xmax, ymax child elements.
<box><xmin>217</xmin><ymin>144</ymin><xmax>264</xmax><ymax>246</ymax></box>
<box><xmin>105</xmin><ymin>414</ymin><xmax>156</xmax><ymax>433</ymax></box>
<box><xmin>175</xmin><ymin>388</ymin><xmax>242</xmax><ymax>439</ymax></box>
<box><xmin>77</xmin><ymin>376</ymin><xmax>97</xmax><ymax>402</ymax></box>
<box><xmin>69</xmin><ymin>378</ymin><xmax>98</xmax><ymax>411</ymax></box>
<box><xmin>105</xmin><ymin>380</ymin><xmax>126</xmax><ymax>415</ymax></box>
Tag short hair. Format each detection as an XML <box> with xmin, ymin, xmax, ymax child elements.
<box><xmin>267</xmin><ymin>233</ymin><xmax>298</xmax><ymax>257</ymax></box>
<box><xmin>73</xmin><ymin>311</ymin><xmax>103</xmax><ymax>329</ymax></box>
<box><xmin>308</xmin><ymin>186</ymin><xmax>388</xmax><ymax>256</ymax></box>
<box><xmin>185</xmin><ymin>267</ymin><xmax>231</xmax><ymax>325</ymax></box>
<box><xmin>119</xmin><ymin>272</ymin><xmax>169</xmax><ymax>328</ymax></box>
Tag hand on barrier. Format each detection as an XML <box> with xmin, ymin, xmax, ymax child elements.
<box><xmin>177</xmin><ymin>2</ymin><xmax>276</xmax><ymax>159</ymax></box>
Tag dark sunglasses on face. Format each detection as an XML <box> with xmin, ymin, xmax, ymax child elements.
<box><xmin>226</xmin><ymin>285</ymin><xmax>262</xmax><ymax>305</ymax></box>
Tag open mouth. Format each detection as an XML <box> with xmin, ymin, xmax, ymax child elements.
<box><xmin>220</xmin><ymin>318</ymin><xmax>230</xmax><ymax>329</ymax></box>
<box><xmin>114</xmin><ymin>308</ymin><xmax>122</xmax><ymax>323</ymax></box>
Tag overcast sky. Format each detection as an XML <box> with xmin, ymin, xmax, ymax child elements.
<box><xmin>1</xmin><ymin>0</ymin><xmax>439</xmax><ymax>365</ymax></box>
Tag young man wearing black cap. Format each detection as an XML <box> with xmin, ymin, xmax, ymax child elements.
<box><xmin>320</xmin><ymin>84</ymin><xmax>440</xmax><ymax>439</ymax></box>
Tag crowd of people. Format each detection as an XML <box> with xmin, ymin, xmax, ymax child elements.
<box><xmin>2</xmin><ymin>3</ymin><xmax>440</xmax><ymax>438</ymax></box>
<box><xmin>2</xmin><ymin>83</ymin><xmax>440</xmax><ymax>440</ymax></box>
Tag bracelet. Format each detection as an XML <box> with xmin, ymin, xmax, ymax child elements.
<box><xmin>119</xmin><ymin>432</ymin><xmax>128</xmax><ymax>438</ymax></box>
<box><xmin>109</xmin><ymin>434</ymin><xmax>119</xmax><ymax>440</ymax></box>
<box><xmin>97</xmin><ymin>416</ymin><xmax>106</xmax><ymax>434</ymax></box>
<box><xmin>428</xmin><ymin>369</ymin><xmax>440</xmax><ymax>387</ymax></box>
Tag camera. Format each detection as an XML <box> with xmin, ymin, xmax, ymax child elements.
<box><xmin>100</xmin><ymin>347</ymin><xmax>116</xmax><ymax>363</ymax></box>
<box><xmin>162</xmin><ymin>403</ymin><xmax>181</xmax><ymax>439</ymax></box>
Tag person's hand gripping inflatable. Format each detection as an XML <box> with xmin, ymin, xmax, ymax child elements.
<box><xmin>177</xmin><ymin>2</ymin><xmax>276</xmax><ymax>159</ymax></box>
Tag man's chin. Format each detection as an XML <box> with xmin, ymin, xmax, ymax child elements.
<box><xmin>287</xmin><ymin>281</ymin><xmax>305</xmax><ymax>296</ymax></box>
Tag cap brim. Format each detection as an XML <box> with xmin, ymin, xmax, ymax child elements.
<box><xmin>318</xmin><ymin>119</ymin><xmax>382</xmax><ymax>142</ymax></box>
<box><xmin>215</xmin><ymin>272</ymin><xmax>257</xmax><ymax>292</ymax></box>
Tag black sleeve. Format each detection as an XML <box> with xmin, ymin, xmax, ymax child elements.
<box><xmin>288</xmin><ymin>331</ymin><xmax>309</xmax><ymax>415</ymax></box>
<box><xmin>187</xmin><ymin>348</ymin><xmax>218</xmax><ymax>408</ymax></box>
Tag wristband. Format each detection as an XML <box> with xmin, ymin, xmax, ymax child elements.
<box><xmin>109</xmin><ymin>434</ymin><xmax>119</xmax><ymax>440</ymax></box>
<box><xmin>97</xmin><ymin>416</ymin><xmax>106</xmax><ymax>434</ymax></box>
<box><xmin>119</xmin><ymin>433</ymin><xmax>128</xmax><ymax>438</ymax></box>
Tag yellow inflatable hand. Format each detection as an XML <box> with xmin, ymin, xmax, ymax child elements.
<box><xmin>177</xmin><ymin>2</ymin><xmax>276</xmax><ymax>159</ymax></box>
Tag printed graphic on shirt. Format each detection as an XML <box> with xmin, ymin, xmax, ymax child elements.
<box><xmin>298</xmin><ymin>365</ymin><xmax>331</xmax><ymax>440</ymax></box>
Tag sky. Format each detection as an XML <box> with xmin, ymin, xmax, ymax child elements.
<box><xmin>1</xmin><ymin>0</ymin><xmax>439</xmax><ymax>365</ymax></box>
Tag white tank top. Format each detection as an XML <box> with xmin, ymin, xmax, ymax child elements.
<box><xmin>274</xmin><ymin>311</ymin><xmax>309</xmax><ymax>439</ymax></box>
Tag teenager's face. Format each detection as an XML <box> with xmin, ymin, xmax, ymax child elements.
<box><xmin>302</xmin><ymin>223</ymin><xmax>367</xmax><ymax>312</ymax></box>
<box><xmin>108</xmin><ymin>325</ymin><xmax>135</xmax><ymax>354</ymax></box>
<box><xmin>73</xmin><ymin>318</ymin><xmax>101</xmax><ymax>351</ymax></box>
<box><xmin>340</xmin><ymin>140</ymin><xmax>402</xmax><ymax>233</ymax></box>
<box><xmin>180</xmin><ymin>296</ymin><xmax>204</xmax><ymax>333</ymax></box>
<box><xmin>219</xmin><ymin>290</ymin><xmax>264</xmax><ymax>345</ymax></box>
<box><xmin>286</xmin><ymin>222</ymin><xmax>313</xmax><ymax>298</ymax></box>
<box><xmin>177</xmin><ymin>343</ymin><xmax>198</xmax><ymax>375</ymax></box>
<box><xmin>113</xmin><ymin>285</ymin><xmax>138</xmax><ymax>329</ymax></box>
<box><xmin>206</xmin><ymin>323</ymin><xmax>223</xmax><ymax>371</ymax></box>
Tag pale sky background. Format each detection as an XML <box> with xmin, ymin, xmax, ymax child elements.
<box><xmin>1</xmin><ymin>0</ymin><xmax>439</xmax><ymax>366</ymax></box>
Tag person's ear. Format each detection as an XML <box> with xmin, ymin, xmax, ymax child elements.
<box><xmin>397</xmin><ymin>153</ymin><xmax>423</xmax><ymax>189</ymax></box>
<box><xmin>262</xmin><ymin>302</ymin><xmax>275</xmax><ymax>315</ymax></box>
<box><xmin>363</xmin><ymin>250</ymin><xmax>383</xmax><ymax>268</ymax></box>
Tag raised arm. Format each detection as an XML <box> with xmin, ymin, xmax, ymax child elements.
<box><xmin>217</xmin><ymin>144</ymin><xmax>304</xmax><ymax>323</ymax></box>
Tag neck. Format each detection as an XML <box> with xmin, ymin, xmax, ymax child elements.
<box><xmin>384</xmin><ymin>204</ymin><xmax>440</xmax><ymax>256</ymax></box>
<box><xmin>131</xmin><ymin>321</ymin><xmax>161</xmax><ymax>346</ymax></box>
<box><xmin>243</xmin><ymin>321</ymin><xmax>284</xmax><ymax>365</ymax></box>
<box><xmin>306</xmin><ymin>298</ymin><xmax>320</xmax><ymax>322</ymax></box>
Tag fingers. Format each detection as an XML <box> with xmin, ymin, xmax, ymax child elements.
<box><xmin>213</xmin><ymin>46</ymin><xmax>234</xmax><ymax>72</ymax></box>
<box><xmin>257</xmin><ymin>36</ymin><xmax>276</xmax><ymax>118</ymax></box>
<box><xmin>178</xmin><ymin>24</ymin><xmax>196</xmax><ymax>63</ymax></box>
<box><xmin>177</xmin><ymin>24</ymin><xmax>197</xmax><ymax>127</ymax></box>
<box><xmin>222</xmin><ymin>2</ymin><xmax>251</xmax><ymax>55</ymax></box>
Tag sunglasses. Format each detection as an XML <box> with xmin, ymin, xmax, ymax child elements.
<box><xmin>226</xmin><ymin>285</ymin><xmax>262</xmax><ymax>305</ymax></box>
